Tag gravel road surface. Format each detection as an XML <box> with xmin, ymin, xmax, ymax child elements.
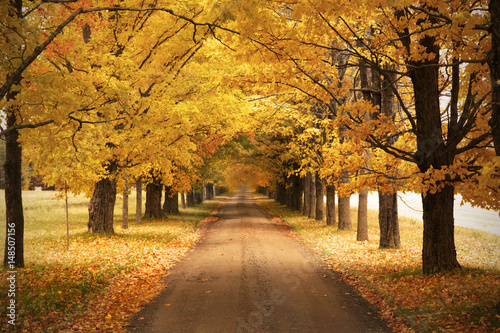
<box><xmin>127</xmin><ymin>188</ymin><xmax>392</xmax><ymax>333</ymax></box>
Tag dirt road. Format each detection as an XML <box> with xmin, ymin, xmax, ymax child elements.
<box><xmin>127</xmin><ymin>188</ymin><xmax>392</xmax><ymax>333</ymax></box>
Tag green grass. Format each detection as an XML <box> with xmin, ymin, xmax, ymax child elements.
<box><xmin>256</xmin><ymin>193</ymin><xmax>500</xmax><ymax>332</ymax></box>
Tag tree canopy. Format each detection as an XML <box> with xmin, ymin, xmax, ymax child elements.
<box><xmin>1</xmin><ymin>0</ymin><xmax>498</xmax><ymax>274</ymax></box>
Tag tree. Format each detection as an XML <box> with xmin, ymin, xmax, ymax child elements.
<box><xmin>489</xmin><ymin>0</ymin><xmax>500</xmax><ymax>155</ymax></box>
<box><xmin>144</xmin><ymin>176</ymin><xmax>163</xmax><ymax>219</ymax></box>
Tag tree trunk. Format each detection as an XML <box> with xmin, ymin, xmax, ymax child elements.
<box><xmin>163</xmin><ymin>186</ymin><xmax>179</xmax><ymax>215</ymax></box>
<box><xmin>194</xmin><ymin>182</ymin><xmax>203</xmax><ymax>204</ymax></box>
<box><xmin>181</xmin><ymin>192</ymin><xmax>186</xmax><ymax>208</ymax></box>
<box><xmin>303</xmin><ymin>174</ymin><xmax>310</xmax><ymax>216</ymax></box>
<box><xmin>404</xmin><ymin>31</ymin><xmax>460</xmax><ymax>273</ymax></box>
<box><xmin>294</xmin><ymin>174</ymin><xmax>302</xmax><ymax>212</ymax></box>
<box><xmin>326</xmin><ymin>185</ymin><xmax>336</xmax><ymax>226</ymax></box>
<box><xmin>357</xmin><ymin>188</ymin><xmax>369</xmax><ymax>241</ymax></box>
<box><xmin>338</xmin><ymin>195</ymin><xmax>352</xmax><ymax>230</ymax></box>
<box><xmin>422</xmin><ymin>185</ymin><xmax>460</xmax><ymax>273</ymax></box>
<box><xmin>489</xmin><ymin>0</ymin><xmax>500</xmax><ymax>155</ymax></box>
<box><xmin>206</xmin><ymin>183</ymin><xmax>214</xmax><ymax>200</ymax></box>
<box><xmin>195</xmin><ymin>191</ymin><xmax>203</xmax><ymax>204</ymax></box>
<box><xmin>378</xmin><ymin>191</ymin><xmax>400</xmax><ymax>248</ymax></box>
<box><xmin>277</xmin><ymin>181</ymin><xmax>287</xmax><ymax>205</ymax></box>
<box><xmin>308</xmin><ymin>172</ymin><xmax>316</xmax><ymax>219</ymax></box>
<box><xmin>122</xmin><ymin>176</ymin><xmax>128</xmax><ymax>229</ymax></box>
<box><xmin>144</xmin><ymin>179</ymin><xmax>163</xmax><ymax>219</ymax></box>
<box><xmin>3</xmin><ymin>112</ymin><xmax>24</xmax><ymax>268</ymax></box>
<box><xmin>187</xmin><ymin>190</ymin><xmax>194</xmax><ymax>206</ymax></box>
<box><xmin>315</xmin><ymin>172</ymin><xmax>324</xmax><ymax>221</ymax></box>
<box><xmin>88</xmin><ymin>178</ymin><xmax>116</xmax><ymax>234</ymax></box>
<box><xmin>135</xmin><ymin>177</ymin><xmax>142</xmax><ymax>225</ymax></box>
<box><xmin>338</xmin><ymin>170</ymin><xmax>352</xmax><ymax>230</ymax></box>
<box><xmin>3</xmin><ymin>13</ymin><xmax>25</xmax><ymax>267</ymax></box>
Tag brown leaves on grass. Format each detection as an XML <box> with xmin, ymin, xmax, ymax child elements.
<box><xmin>0</xmin><ymin>201</ymin><xmax>225</xmax><ymax>332</ymax></box>
<box><xmin>59</xmin><ymin>234</ymin><xmax>201</xmax><ymax>333</ymax></box>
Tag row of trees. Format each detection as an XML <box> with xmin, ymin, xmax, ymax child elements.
<box><xmin>1</xmin><ymin>0</ymin><xmax>255</xmax><ymax>267</ymax></box>
<box><xmin>220</xmin><ymin>0</ymin><xmax>499</xmax><ymax>274</ymax></box>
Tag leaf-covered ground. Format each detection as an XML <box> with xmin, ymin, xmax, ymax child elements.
<box><xmin>256</xmin><ymin>195</ymin><xmax>500</xmax><ymax>333</ymax></box>
<box><xmin>0</xmin><ymin>194</ymin><xmax>226</xmax><ymax>332</ymax></box>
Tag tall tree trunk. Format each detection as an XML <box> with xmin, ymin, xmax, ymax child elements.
<box><xmin>181</xmin><ymin>192</ymin><xmax>186</xmax><ymax>208</ymax></box>
<box><xmin>144</xmin><ymin>178</ymin><xmax>163</xmax><ymax>219</ymax></box>
<box><xmin>122</xmin><ymin>175</ymin><xmax>128</xmax><ymax>230</ymax></box>
<box><xmin>187</xmin><ymin>190</ymin><xmax>194</xmax><ymax>206</ymax></box>
<box><xmin>277</xmin><ymin>181</ymin><xmax>286</xmax><ymax>205</ymax></box>
<box><xmin>373</xmin><ymin>62</ymin><xmax>401</xmax><ymax>248</ymax></box>
<box><xmin>326</xmin><ymin>185</ymin><xmax>336</xmax><ymax>226</ymax></box>
<box><xmin>194</xmin><ymin>182</ymin><xmax>203</xmax><ymax>204</ymax></box>
<box><xmin>294</xmin><ymin>174</ymin><xmax>302</xmax><ymax>212</ymax></box>
<box><xmin>489</xmin><ymin>0</ymin><xmax>500</xmax><ymax>155</ymax></box>
<box><xmin>3</xmin><ymin>112</ymin><xmax>24</xmax><ymax>268</ymax></box>
<box><xmin>303</xmin><ymin>174</ymin><xmax>310</xmax><ymax>216</ymax></box>
<box><xmin>378</xmin><ymin>191</ymin><xmax>400</xmax><ymax>248</ymax></box>
<box><xmin>3</xmin><ymin>0</ymin><xmax>24</xmax><ymax>268</ymax></box>
<box><xmin>163</xmin><ymin>186</ymin><xmax>179</xmax><ymax>215</ymax></box>
<box><xmin>357</xmin><ymin>189</ymin><xmax>369</xmax><ymax>241</ymax></box>
<box><xmin>490</xmin><ymin>3</ymin><xmax>500</xmax><ymax>308</ymax></box>
<box><xmin>357</xmin><ymin>58</ymin><xmax>372</xmax><ymax>242</ymax></box>
<box><xmin>403</xmin><ymin>30</ymin><xmax>460</xmax><ymax>273</ymax></box>
<box><xmin>135</xmin><ymin>177</ymin><xmax>142</xmax><ymax>225</ymax></box>
<box><xmin>88</xmin><ymin>178</ymin><xmax>116</xmax><ymax>234</ymax></box>
<box><xmin>338</xmin><ymin>196</ymin><xmax>352</xmax><ymax>230</ymax></box>
<box><xmin>206</xmin><ymin>183</ymin><xmax>214</xmax><ymax>200</ymax></box>
<box><xmin>315</xmin><ymin>172</ymin><xmax>324</xmax><ymax>220</ymax></box>
<box><xmin>308</xmin><ymin>172</ymin><xmax>316</xmax><ymax>219</ymax></box>
<box><xmin>422</xmin><ymin>185</ymin><xmax>459</xmax><ymax>273</ymax></box>
<box><xmin>338</xmin><ymin>171</ymin><xmax>352</xmax><ymax>230</ymax></box>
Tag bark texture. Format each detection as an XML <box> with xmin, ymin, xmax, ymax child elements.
<box><xmin>315</xmin><ymin>173</ymin><xmax>324</xmax><ymax>220</ymax></box>
<box><xmin>163</xmin><ymin>186</ymin><xmax>179</xmax><ymax>215</ymax></box>
<box><xmin>338</xmin><ymin>195</ymin><xmax>352</xmax><ymax>230</ymax></box>
<box><xmin>3</xmin><ymin>0</ymin><xmax>24</xmax><ymax>268</ymax></box>
<box><xmin>136</xmin><ymin>177</ymin><xmax>142</xmax><ymax>225</ymax></box>
<box><xmin>88</xmin><ymin>178</ymin><xmax>117</xmax><ymax>234</ymax></box>
<box><xmin>489</xmin><ymin>0</ymin><xmax>500</xmax><ymax>155</ymax></box>
<box><xmin>422</xmin><ymin>186</ymin><xmax>460</xmax><ymax>273</ymax></box>
<box><xmin>303</xmin><ymin>174</ymin><xmax>310</xmax><ymax>216</ymax></box>
<box><xmin>3</xmin><ymin>112</ymin><xmax>24</xmax><ymax>267</ymax></box>
<box><xmin>378</xmin><ymin>192</ymin><xmax>400</xmax><ymax>248</ymax></box>
<box><xmin>122</xmin><ymin>176</ymin><xmax>128</xmax><ymax>229</ymax></box>
<box><xmin>338</xmin><ymin>170</ymin><xmax>352</xmax><ymax>230</ymax></box>
<box><xmin>326</xmin><ymin>185</ymin><xmax>336</xmax><ymax>226</ymax></box>
<box><xmin>308</xmin><ymin>172</ymin><xmax>316</xmax><ymax>219</ymax></box>
<box><xmin>144</xmin><ymin>179</ymin><xmax>163</xmax><ymax>219</ymax></box>
<box><xmin>356</xmin><ymin>189</ymin><xmax>369</xmax><ymax>241</ymax></box>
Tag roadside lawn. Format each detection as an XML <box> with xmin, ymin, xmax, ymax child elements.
<box><xmin>0</xmin><ymin>190</ymin><xmax>227</xmax><ymax>332</ymax></box>
<box><xmin>255</xmin><ymin>193</ymin><xmax>500</xmax><ymax>333</ymax></box>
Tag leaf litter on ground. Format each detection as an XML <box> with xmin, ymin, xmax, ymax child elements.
<box><xmin>0</xmin><ymin>197</ymin><xmax>226</xmax><ymax>333</ymax></box>
<box><xmin>256</xmin><ymin>195</ymin><xmax>500</xmax><ymax>333</ymax></box>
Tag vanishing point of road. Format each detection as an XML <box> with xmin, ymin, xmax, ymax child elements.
<box><xmin>127</xmin><ymin>187</ymin><xmax>393</xmax><ymax>333</ymax></box>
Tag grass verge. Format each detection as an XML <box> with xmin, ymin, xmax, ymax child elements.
<box><xmin>0</xmin><ymin>191</ymin><xmax>228</xmax><ymax>332</ymax></box>
<box><xmin>255</xmin><ymin>193</ymin><xmax>500</xmax><ymax>333</ymax></box>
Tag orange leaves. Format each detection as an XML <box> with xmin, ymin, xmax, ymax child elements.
<box><xmin>0</xmin><ymin>201</ymin><xmax>227</xmax><ymax>332</ymax></box>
